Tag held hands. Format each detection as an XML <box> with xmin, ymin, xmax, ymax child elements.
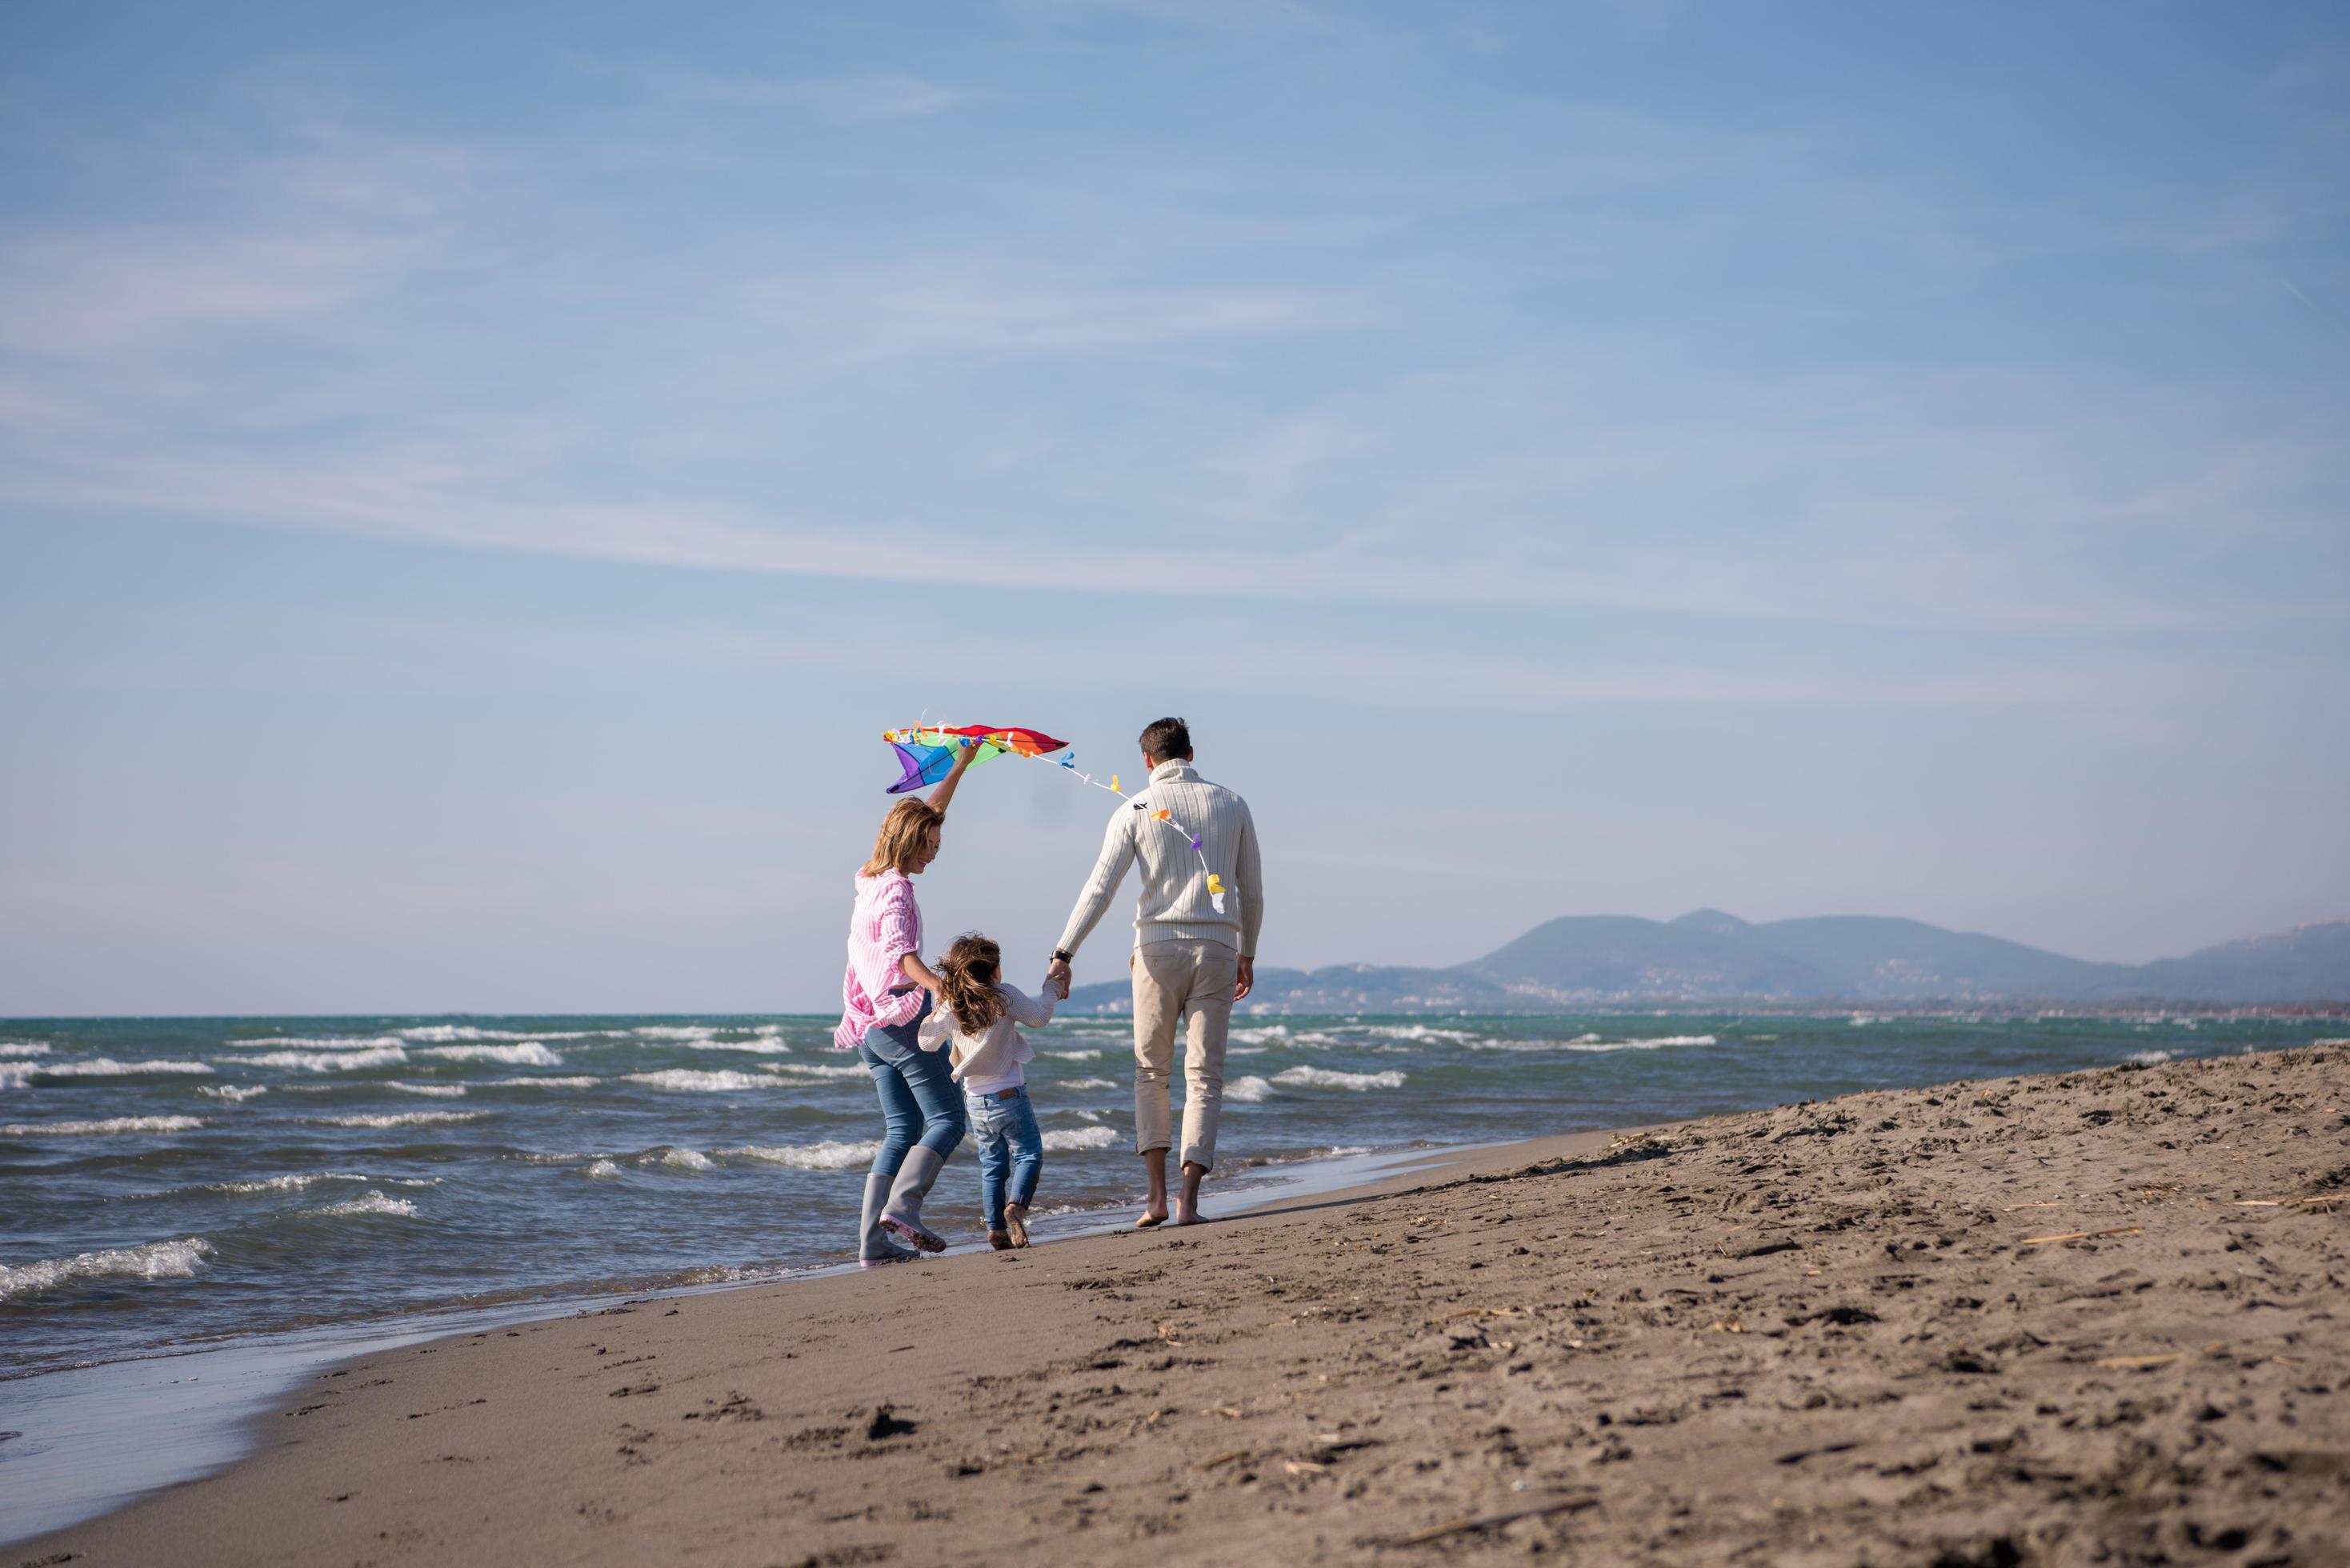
<box><xmin>1047</xmin><ymin>954</ymin><xmax>1073</xmax><ymax>1000</ymax></box>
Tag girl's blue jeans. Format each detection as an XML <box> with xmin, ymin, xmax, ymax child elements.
<box><xmin>857</xmin><ymin>997</ymin><xmax>967</xmax><ymax>1178</ymax></box>
<box><xmin>967</xmin><ymin>1085</ymin><xmax>1043</xmax><ymax>1230</ymax></box>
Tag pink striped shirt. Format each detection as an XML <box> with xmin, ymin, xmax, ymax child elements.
<box><xmin>835</xmin><ymin>870</ymin><xmax>925</xmax><ymax>1050</ymax></box>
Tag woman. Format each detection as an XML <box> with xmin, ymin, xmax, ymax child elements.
<box><xmin>835</xmin><ymin>742</ymin><xmax>975</xmax><ymax>1266</ymax></box>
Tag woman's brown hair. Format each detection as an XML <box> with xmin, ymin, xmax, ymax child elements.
<box><xmin>861</xmin><ymin>797</ymin><xmax>943</xmax><ymax>878</ymax></box>
<box><xmin>939</xmin><ymin>934</ymin><xmax>1006</xmax><ymax>1034</ymax></box>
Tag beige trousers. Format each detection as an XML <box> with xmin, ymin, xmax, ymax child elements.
<box><xmin>1130</xmin><ymin>939</ymin><xmax>1239</xmax><ymax>1171</ymax></box>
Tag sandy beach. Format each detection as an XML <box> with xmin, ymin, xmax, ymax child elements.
<box><xmin>19</xmin><ymin>1044</ymin><xmax>2346</xmax><ymax>1567</ymax></box>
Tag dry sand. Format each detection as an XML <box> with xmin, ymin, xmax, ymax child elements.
<box><xmin>19</xmin><ymin>1045</ymin><xmax>2348</xmax><ymax>1567</ymax></box>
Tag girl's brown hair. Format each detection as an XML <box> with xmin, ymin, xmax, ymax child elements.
<box><xmin>861</xmin><ymin>797</ymin><xmax>943</xmax><ymax>878</ymax></box>
<box><xmin>939</xmin><ymin>934</ymin><xmax>1006</xmax><ymax>1034</ymax></box>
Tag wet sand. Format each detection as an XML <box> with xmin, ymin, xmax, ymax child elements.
<box><xmin>19</xmin><ymin>1045</ymin><xmax>2348</xmax><ymax>1566</ymax></box>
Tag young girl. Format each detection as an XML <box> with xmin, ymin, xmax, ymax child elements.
<box><xmin>919</xmin><ymin>934</ymin><xmax>1061</xmax><ymax>1250</ymax></box>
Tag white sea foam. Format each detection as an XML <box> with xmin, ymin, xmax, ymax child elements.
<box><xmin>647</xmin><ymin>1147</ymin><xmax>715</xmax><ymax>1171</ymax></box>
<box><xmin>30</xmin><ymin>1058</ymin><xmax>216</xmax><ymax>1078</ymax></box>
<box><xmin>0</xmin><ymin>1065</ymin><xmax>33</xmax><ymax>1090</ymax></box>
<box><xmin>584</xmin><ymin>1158</ymin><xmax>623</xmax><ymax>1179</ymax></box>
<box><xmin>0</xmin><ymin>1237</ymin><xmax>214</xmax><ymax>1301</ymax></box>
<box><xmin>683</xmin><ymin>1038</ymin><xmax>795</xmax><ymax>1054</ymax></box>
<box><xmin>242</xmin><ymin>1046</ymin><xmax>410</xmax><ymax>1072</ymax></box>
<box><xmin>1231</xmin><ymin>1025</ymin><xmax>1292</xmax><ymax>1044</ymax></box>
<box><xmin>197</xmin><ymin>1085</ymin><xmax>270</xmax><ymax>1102</ymax></box>
<box><xmin>386</xmin><ymin>1082</ymin><xmax>468</xmax><ymax>1098</ymax></box>
<box><xmin>1043</xmin><ymin>1049</ymin><xmax>1102</xmax><ymax>1060</ymax></box>
<box><xmin>482</xmin><ymin>1075</ymin><xmax>602</xmax><ymax>1089</ymax></box>
<box><xmin>208</xmin><ymin>1172</ymin><xmax>367</xmax><ymax>1194</ymax></box>
<box><xmin>2124</xmin><ymin>1050</ymin><xmax>2177</xmax><ymax>1066</ymax></box>
<box><xmin>633</xmin><ymin>1025</ymin><xmax>719</xmax><ymax>1041</ymax></box>
<box><xmin>1060</xmin><ymin>1078</ymin><xmax>1118</xmax><ymax>1090</ymax></box>
<box><xmin>1042</xmin><ymin>1126</ymin><xmax>1119</xmax><ymax>1151</ymax></box>
<box><xmin>2</xmin><ymin>1115</ymin><xmax>208</xmax><ymax>1137</ymax></box>
<box><xmin>302</xmin><ymin>1111</ymin><xmax>482</xmax><ymax>1129</ymax></box>
<box><xmin>1470</xmin><ymin>1033</ymin><xmax>1717</xmax><ymax>1054</ymax></box>
<box><xmin>623</xmin><ymin>1069</ymin><xmax>768</xmax><ymax>1093</ymax></box>
<box><xmin>398</xmin><ymin>1025</ymin><xmax>527</xmax><ymax>1042</ymax></box>
<box><xmin>763</xmin><ymin>1063</ymin><xmax>868</xmax><ymax>1081</ymax></box>
<box><xmin>2314</xmin><ymin>1037</ymin><xmax>2348</xmax><ymax>1047</ymax></box>
<box><xmin>0</xmin><ymin>1042</ymin><xmax>54</xmax><ymax>1057</ymax></box>
<box><xmin>232</xmin><ymin>1035</ymin><xmax>404</xmax><ymax>1050</ymax></box>
<box><xmin>420</xmin><ymin>1042</ymin><xmax>562</xmax><ymax>1067</ymax></box>
<box><xmin>719</xmin><ymin>1140</ymin><xmax>879</xmax><ymax>1170</ymax></box>
<box><xmin>1224</xmin><ymin>1075</ymin><xmax>1274</xmax><ymax>1102</ymax></box>
<box><xmin>305</xmin><ymin>1190</ymin><xmax>418</xmax><ymax>1218</ymax></box>
<box><xmin>1367</xmin><ymin>1024</ymin><xmax>1478</xmax><ymax>1044</ymax></box>
<box><xmin>1271</xmin><ymin>1066</ymin><xmax>1405</xmax><ymax>1091</ymax></box>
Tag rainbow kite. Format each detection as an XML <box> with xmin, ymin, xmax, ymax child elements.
<box><xmin>882</xmin><ymin>724</ymin><xmax>1069</xmax><ymax>794</ymax></box>
<box><xmin>880</xmin><ymin>723</ymin><xmax>1226</xmax><ymax>913</ymax></box>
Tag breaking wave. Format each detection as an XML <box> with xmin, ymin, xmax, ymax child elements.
<box><xmin>420</xmin><ymin>1043</ymin><xmax>562</xmax><ymax>1067</ymax></box>
<box><xmin>1271</xmin><ymin>1066</ymin><xmax>1406</xmax><ymax>1091</ymax></box>
<box><xmin>624</xmin><ymin>1070</ymin><xmax>769</xmax><ymax>1093</ymax></box>
<box><xmin>1224</xmin><ymin>1075</ymin><xmax>1274</xmax><ymax>1102</ymax></box>
<box><xmin>197</xmin><ymin>1085</ymin><xmax>270</xmax><ymax>1102</ymax></box>
<box><xmin>240</xmin><ymin>1046</ymin><xmax>409</xmax><ymax>1073</ymax></box>
<box><xmin>1</xmin><ymin>1238</ymin><xmax>214</xmax><ymax>1302</ymax></box>
<box><xmin>207</xmin><ymin>1172</ymin><xmax>367</xmax><ymax>1194</ymax></box>
<box><xmin>2</xmin><ymin>1115</ymin><xmax>207</xmax><ymax>1137</ymax></box>
<box><xmin>301</xmin><ymin>1111</ymin><xmax>482</xmax><ymax>1130</ymax></box>
<box><xmin>303</xmin><ymin>1190</ymin><xmax>419</xmax><ymax>1219</ymax></box>
<box><xmin>21</xmin><ymin>1058</ymin><xmax>214</xmax><ymax>1078</ymax></box>
<box><xmin>719</xmin><ymin>1140</ymin><xmax>879</xmax><ymax>1170</ymax></box>
<box><xmin>1041</xmin><ymin>1126</ymin><xmax>1119</xmax><ymax>1151</ymax></box>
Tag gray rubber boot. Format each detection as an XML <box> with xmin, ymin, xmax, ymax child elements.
<box><xmin>879</xmin><ymin>1146</ymin><xmax>950</xmax><ymax>1252</ymax></box>
<box><xmin>859</xmin><ymin>1171</ymin><xmax>919</xmax><ymax>1266</ymax></box>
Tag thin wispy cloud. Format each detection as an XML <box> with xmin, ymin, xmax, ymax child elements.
<box><xmin>681</xmin><ymin>71</ymin><xmax>963</xmax><ymax>123</ymax></box>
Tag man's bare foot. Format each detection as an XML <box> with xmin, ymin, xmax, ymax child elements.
<box><xmin>1135</xmin><ymin>1206</ymin><xmax>1167</xmax><ymax>1229</ymax></box>
<box><xmin>987</xmin><ymin>1230</ymin><xmax>1012</xmax><ymax>1251</ymax></box>
<box><xmin>1172</xmin><ymin>1162</ymin><xmax>1207</xmax><ymax>1226</ymax></box>
<box><xmin>1005</xmin><ymin>1204</ymin><xmax>1031</xmax><ymax>1248</ymax></box>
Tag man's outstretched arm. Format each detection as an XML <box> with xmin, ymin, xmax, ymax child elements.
<box><xmin>1049</xmin><ymin>810</ymin><xmax>1137</xmax><ymax>991</ymax></box>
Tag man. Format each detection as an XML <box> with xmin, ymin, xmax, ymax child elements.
<box><xmin>1047</xmin><ymin>718</ymin><xmax>1261</xmax><ymax>1227</ymax></box>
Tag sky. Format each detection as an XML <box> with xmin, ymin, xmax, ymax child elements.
<box><xmin>2</xmin><ymin>1</ymin><xmax>2346</xmax><ymax>1015</ymax></box>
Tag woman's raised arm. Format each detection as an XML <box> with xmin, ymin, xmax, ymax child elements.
<box><xmin>926</xmin><ymin>739</ymin><xmax>978</xmax><ymax>816</ymax></box>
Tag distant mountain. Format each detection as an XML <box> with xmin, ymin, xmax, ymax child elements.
<box><xmin>1060</xmin><ymin>914</ymin><xmax>2349</xmax><ymax>1012</ymax></box>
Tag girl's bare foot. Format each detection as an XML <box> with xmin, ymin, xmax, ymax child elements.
<box><xmin>1005</xmin><ymin>1204</ymin><xmax>1030</xmax><ymax>1248</ymax></box>
<box><xmin>1171</xmin><ymin>1197</ymin><xmax>1201</xmax><ymax>1226</ymax></box>
<box><xmin>987</xmin><ymin>1230</ymin><xmax>1012</xmax><ymax>1250</ymax></box>
<box><xmin>1135</xmin><ymin>1206</ymin><xmax>1167</xmax><ymax>1229</ymax></box>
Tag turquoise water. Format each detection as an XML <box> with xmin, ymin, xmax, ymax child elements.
<box><xmin>2</xmin><ymin>1010</ymin><xmax>2335</xmax><ymax>1378</ymax></box>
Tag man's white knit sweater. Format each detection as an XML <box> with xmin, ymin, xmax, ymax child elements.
<box><xmin>1056</xmin><ymin>760</ymin><xmax>1263</xmax><ymax>958</ymax></box>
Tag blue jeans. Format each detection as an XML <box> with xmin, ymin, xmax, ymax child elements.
<box><xmin>968</xmin><ymin>1086</ymin><xmax>1043</xmax><ymax>1231</ymax></box>
<box><xmin>858</xmin><ymin>997</ymin><xmax>966</xmax><ymax>1179</ymax></box>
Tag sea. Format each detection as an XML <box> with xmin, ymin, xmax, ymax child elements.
<box><xmin>5</xmin><ymin>1009</ymin><xmax>2339</xmax><ymax>1380</ymax></box>
<box><xmin>1</xmin><ymin>1009</ymin><xmax>2340</xmax><ymax>1541</ymax></box>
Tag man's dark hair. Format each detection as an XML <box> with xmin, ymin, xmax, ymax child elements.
<box><xmin>1139</xmin><ymin>717</ymin><xmax>1192</xmax><ymax>762</ymax></box>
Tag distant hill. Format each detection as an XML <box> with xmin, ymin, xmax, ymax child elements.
<box><xmin>1060</xmin><ymin>913</ymin><xmax>2349</xmax><ymax>1013</ymax></box>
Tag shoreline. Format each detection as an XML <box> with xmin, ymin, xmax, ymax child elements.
<box><xmin>0</xmin><ymin>1138</ymin><xmax>1486</xmax><ymax>1548</ymax></box>
<box><xmin>16</xmin><ymin>1042</ymin><xmax>2348</xmax><ymax>1565</ymax></box>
